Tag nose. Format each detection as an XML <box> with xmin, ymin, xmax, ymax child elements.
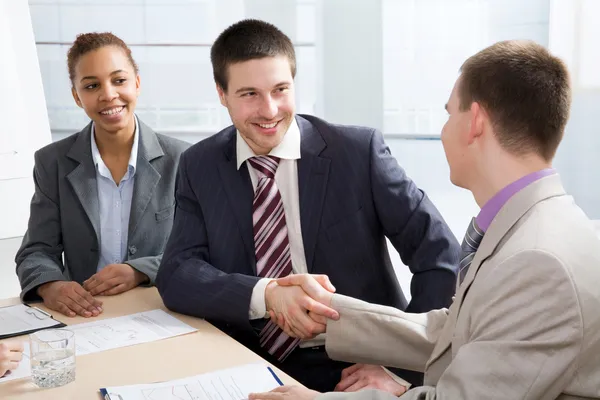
<box><xmin>258</xmin><ymin>95</ymin><xmax>278</xmax><ymax>120</ymax></box>
<box><xmin>98</xmin><ymin>84</ymin><xmax>118</xmax><ymax>102</ymax></box>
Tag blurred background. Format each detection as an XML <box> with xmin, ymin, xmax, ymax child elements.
<box><xmin>1</xmin><ymin>0</ymin><xmax>599</xmax><ymax>298</ymax></box>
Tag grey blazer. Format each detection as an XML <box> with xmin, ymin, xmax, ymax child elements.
<box><xmin>320</xmin><ymin>174</ymin><xmax>600</xmax><ymax>400</ymax></box>
<box><xmin>15</xmin><ymin>119</ymin><xmax>190</xmax><ymax>302</ymax></box>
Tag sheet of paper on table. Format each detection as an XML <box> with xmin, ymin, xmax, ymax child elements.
<box><xmin>71</xmin><ymin>309</ymin><xmax>197</xmax><ymax>356</ymax></box>
<box><xmin>101</xmin><ymin>363</ymin><xmax>283</xmax><ymax>400</ymax></box>
<box><xmin>0</xmin><ymin>310</ymin><xmax>197</xmax><ymax>383</ymax></box>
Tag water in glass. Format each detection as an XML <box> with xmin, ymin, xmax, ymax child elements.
<box><xmin>30</xmin><ymin>328</ymin><xmax>76</xmax><ymax>388</ymax></box>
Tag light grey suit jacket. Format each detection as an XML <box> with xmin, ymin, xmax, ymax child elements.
<box><xmin>320</xmin><ymin>174</ymin><xmax>600</xmax><ymax>399</ymax></box>
<box><xmin>15</xmin><ymin>119</ymin><xmax>190</xmax><ymax>302</ymax></box>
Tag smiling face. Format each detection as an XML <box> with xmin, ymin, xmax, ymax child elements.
<box><xmin>217</xmin><ymin>55</ymin><xmax>295</xmax><ymax>155</ymax></box>
<box><xmin>71</xmin><ymin>45</ymin><xmax>140</xmax><ymax>136</ymax></box>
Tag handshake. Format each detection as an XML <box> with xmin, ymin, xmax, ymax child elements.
<box><xmin>264</xmin><ymin>274</ymin><xmax>340</xmax><ymax>340</ymax></box>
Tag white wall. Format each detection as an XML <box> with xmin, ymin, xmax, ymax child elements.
<box><xmin>0</xmin><ymin>0</ymin><xmax>51</xmax><ymax>239</ymax></box>
<box><xmin>0</xmin><ymin>0</ymin><xmax>51</xmax><ymax>299</ymax></box>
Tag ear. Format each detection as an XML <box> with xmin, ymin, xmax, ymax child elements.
<box><xmin>216</xmin><ymin>84</ymin><xmax>227</xmax><ymax>107</ymax></box>
<box><xmin>71</xmin><ymin>87</ymin><xmax>83</xmax><ymax>109</ymax></box>
<box><xmin>467</xmin><ymin>102</ymin><xmax>485</xmax><ymax>145</ymax></box>
<box><xmin>135</xmin><ymin>74</ymin><xmax>141</xmax><ymax>96</ymax></box>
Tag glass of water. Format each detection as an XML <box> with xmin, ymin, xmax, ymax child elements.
<box><xmin>29</xmin><ymin>329</ymin><xmax>76</xmax><ymax>388</ymax></box>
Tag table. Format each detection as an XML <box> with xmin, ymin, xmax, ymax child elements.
<box><xmin>0</xmin><ymin>287</ymin><xmax>297</xmax><ymax>399</ymax></box>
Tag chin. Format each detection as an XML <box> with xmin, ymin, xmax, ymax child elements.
<box><xmin>449</xmin><ymin>174</ymin><xmax>467</xmax><ymax>190</ymax></box>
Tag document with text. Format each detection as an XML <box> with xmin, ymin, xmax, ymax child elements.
<box><xmin>71</xmin><ymin>309</ymin><xmax>197</xmax><ymax>356</ymax></box>
<box><xmin>101</xmin><ymin>363</ymin><xmax>283</xmax><ymax>400</ymax></box>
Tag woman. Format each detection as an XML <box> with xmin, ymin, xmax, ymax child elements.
<box><xmin>15</xmin><ymin>32</ymin><xmax>189</xmax><ymax>318</ymax></box>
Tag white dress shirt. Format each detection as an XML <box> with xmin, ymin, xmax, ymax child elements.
<box><xmin>237</xmin><ymin>119</ymin><xmax>309</xmax><ymax>320</ymax></box>
<box><xmin>91</xmin><ymin>117</ymin><xmax>139</xmax><ymax>272</ymax></box>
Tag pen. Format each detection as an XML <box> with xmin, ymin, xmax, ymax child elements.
<box><xmin>31</xmin><ymin>306</ymin><xmax>52</xmax><ymax>318</ymax></box>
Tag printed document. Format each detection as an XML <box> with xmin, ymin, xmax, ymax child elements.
<box><xmin>101</xmin><ymin>363</ymin><xmax>283</xmax><ymax>400</ymax></box>
<box><xmin>71</xmin><ymin>309</ymin><xmax>197</xmax><ymax>355</ymax></box>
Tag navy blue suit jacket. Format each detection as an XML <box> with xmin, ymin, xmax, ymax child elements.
<box><xmin>157</xmin><ymin>114</ymin><xmax>460</xmax><ymax>351</ymax></box>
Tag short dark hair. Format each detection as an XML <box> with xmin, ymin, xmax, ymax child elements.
<box><xmin>67</xmin><ymin>32</ymin><xmax>139</xmax><ymax>86</ymax></box>
<box><xmin>210</xmin><ymin>19</ymin><xmax>296</xmax><ymax>91</ymax></box>
<box><xmin>459</xmin><ymin>40</ymin><xmax>571</xmax><ymax>161</ymax></box>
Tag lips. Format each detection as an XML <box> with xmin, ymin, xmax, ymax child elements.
<box><xmin>99</xmin><ymin>106</ymin><xmax>125</xmax><ymax>116</ymax></box>
<box><xmin>257</xmin><ymin>121</ymin><xmax>278</xmax><ymax>129</ymax></box>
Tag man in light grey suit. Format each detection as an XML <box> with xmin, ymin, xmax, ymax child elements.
<box><xmin>251</xmin><ymin>41</ymin><xmax>600</xmax><ymax>399</ymax></box>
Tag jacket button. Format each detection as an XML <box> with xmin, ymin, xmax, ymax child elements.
<box><xmin>128</xmin><ymin>245</ymin><xmax>137</xmax><ymax>255</ymax></box>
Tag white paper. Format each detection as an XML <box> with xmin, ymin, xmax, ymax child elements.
<box><xmin>0</xmin><ymin>343</ymin><xmax>31</xmax><ymax>383</ymax></box>
<box><xmin>0</xmin><ymin>305</ymin><xmax>61</xmax><ymax>336</ymax></box>
<box><xmin>70</xmin><ymin>309</ymin><xmax>197</xmax><ymax>356</ymax></box>
<box><xmin>103</xmin><ymin>363</ymin><xmax>282</xmax><ymax>400</ymax></box>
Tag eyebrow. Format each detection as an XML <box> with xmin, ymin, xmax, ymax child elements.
<box><xmin>80</xmin><ymin>69</ymin><xmax>127</xmax><ymax>82</ymax></box>
<box><xmin>234</xmin><ymin>81</ymin><xmax>291</xmax><ymax>95</ymax></box>
<box><xmin>444</xmin><ymin>103</ymin><xmax>449</xmax><ymax>112</ymax></box>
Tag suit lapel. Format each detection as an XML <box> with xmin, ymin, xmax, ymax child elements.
<box><xmin>296</xmin><ymin>116</ymin><xmax>330</xmax><ymax>272</ymax></box>
<box><xmin>426</xmin><ymin>174</ymin><xmax>567</xmax><ymax>368</ymax></box>
<box><xmin>128</xmin><ymin>120</ymin><xmax>163</xmax><ymax>240</ymax></box>
<box><xmin>218</xmin><ymin>128</ymin><xmax>256</xmax><ymax>273</ymax></box>
<box><xmin>66</xmin><ymin>123</ymin><xmax>100</xmax><ymax>241</ymax></box>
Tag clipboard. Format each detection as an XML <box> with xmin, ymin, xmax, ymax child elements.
<box><xmin>0</xmin><ymin>303</ymin><xmax>66</xmax><ymax>339</ymax></box>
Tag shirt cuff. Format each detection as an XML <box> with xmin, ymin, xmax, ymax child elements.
<box><xmin>381</xmin><ymin>366</ymin><xmax>412</xmax><ymax>390</ymax></box>
<box><xmin>249</xmin><ymin>278</ymin><xmax>274</xmax><ymax>320</ymax></box>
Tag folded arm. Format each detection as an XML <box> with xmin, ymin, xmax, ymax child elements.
<box><xmin>126</xmin><ymin>254</ymin><xmax>162</xmax><ymax>285</ymax></box>
<box><xmin>156</xmin><ymin>152</ymin><xmax>260</xmax><ymax>332</ymax></box>
<box><xmin>369</xmin><ymin>129</ymin><xmax>460</xmax><ymax>312</ymax></box>
<box><xmin>16</xmin><ymin>151</ymin><xmax>68</xmax><ymax>302</ymax></box>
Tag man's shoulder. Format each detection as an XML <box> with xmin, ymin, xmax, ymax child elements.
<box><xmin>298</xmin><ymin>114</ymin><xmax>377</xmax><ymax>144</ymax></box>
<box><xmin>185</xmin><ymin>125</ymin><xmax>235</xmax><ymax>154</ymax></box>
<box><xmin>493</xmin><ymin>196</ymin><xmax>600</xmax><ymax>275</ymax></box>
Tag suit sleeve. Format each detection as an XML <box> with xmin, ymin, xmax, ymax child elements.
<box><xmin>388</xmin><ymin>250</ymin><xmax>582</xmax><ymax>400</ymax></box>
<box><xmin>125</xmin><ymin>255</ymin><xmax>161</xmax><ymax>285</ymax></box>
<box><xmin>15</xmin><ymin>151</ymin><xmax>68</xmax><ymax>302</ymax></box>
<box><xmin>369</xmin><ymin>129</ymin><xmax>461</xmax><ymax>312</ymax></box>
<box><xmin>325</xmin><ymin>294</ymin><xmax>448</xmax><ymax>373</ymax></box>
<box><xmin>156</xmin><ymin>151</ymin><xmax>260</xmax><ymax>332</ymax></box>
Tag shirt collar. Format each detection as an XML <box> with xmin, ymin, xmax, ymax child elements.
<box><xmin>91</xmin><ymin>115</ymin><xmax>139</xmax><ymax>173</ymax></box>
<box><xmin>236</xmin><ymin>118</ymin><xmax>301</xmax><ymax>170</ymax></box>
<box><xmin>476</xmin><ymin>168</ymin><xmax>557</xmax><ymax>232</ymax></box>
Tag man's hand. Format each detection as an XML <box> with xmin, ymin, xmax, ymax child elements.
<box><xmin>249</xmin><ymin>385</ymin><xmax>319</xmax><ymax>400</ymax></box>
<box><xmin>0</xmin><ymin>341</ymin><xmax>24</xmax><ymax>377</ymax></box>
<box><xmin>265</xmin><ymin>274</ymin><xmax>338</xmax><ymax>339</ymax></box>
<box><xmin>37</xmin><ymin>281</ymin><xmax>103</xmax><ymax>318</ymax></box>
<box><xmin>83</xmin><ymin>264</ymin><xmax>148</xmax><ymax>296</ymax></box>
<box><xmin>335</xmin><ymin>364</ymin><xmax>407</xmax><ymax>395</ymax></box>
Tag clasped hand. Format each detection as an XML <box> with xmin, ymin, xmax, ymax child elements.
<box><xmin>37</xmin><ymin>264</ymin><xmax>147</xmax><ymax>318</ymax></box>
<box><xmin>264</xmin><ymin>274</ymin><xmax>339</xmax><ymax>339</ymax></box>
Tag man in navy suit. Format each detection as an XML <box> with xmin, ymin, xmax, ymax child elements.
<box><xmin>157</xmin><ymin>19</ymin><xmax>460</xmax><ymax>394</ymax></box>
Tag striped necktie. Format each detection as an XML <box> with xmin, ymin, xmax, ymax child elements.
<box><xmin>458</xmin><ymin>217</ymin><xmax>484</xmax><ymax>285</ymax></box>
<box><xmin>248</xmin><ymin>155</ymin><xmax>300</xmax><ymax>362</ymax></box>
